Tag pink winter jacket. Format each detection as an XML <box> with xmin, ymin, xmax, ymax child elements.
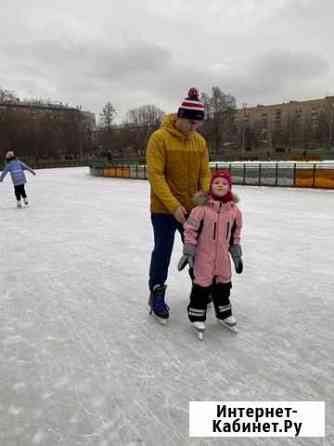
<box><xmin>184</xmin><ymin>197</ymin><xmax>242</xmax><ymax>287</ymax></box>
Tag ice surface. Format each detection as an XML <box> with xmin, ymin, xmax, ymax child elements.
<box><xmin>0</xmin><ymin>167</ymin><xmax>333</xmax><ymax>445</ymax></box>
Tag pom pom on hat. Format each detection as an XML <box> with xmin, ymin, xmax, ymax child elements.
<box><xmin>177</xmin><ymin>87</ymin><xmax>205</xmax><ymax>120</ymax></box>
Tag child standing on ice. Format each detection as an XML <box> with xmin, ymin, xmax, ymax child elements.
<box><xmin>178</xmin><ymin>170</ymin><xmax>243</xmax><ymax>336</ymax></box>
<box><xmin>0</xmin><ymin>150</ymin><xmax>36</xmax><ymax>207</ymax></box>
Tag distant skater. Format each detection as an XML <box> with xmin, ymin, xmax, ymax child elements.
<box><xmin>178</xmin><ymin>170</ymin><xmax>243</xmax><ymax>339</ymax></box>
<box><xmin>0</xmin><ymin>150</ymin><xmax>36</xmax><ymax>207</ymax></box>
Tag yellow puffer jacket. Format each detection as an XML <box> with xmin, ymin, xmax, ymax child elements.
<box><xmin>146</xmin><ymin>113</ymin><xmax>210</xmax><ymax>214</ymax></box>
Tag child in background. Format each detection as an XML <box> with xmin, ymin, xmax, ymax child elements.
<box><xmin>178</xmin><ymin>170</ymin><xmax>243</xmax><ymax>336</ymax></box>
<box><xmin>0</xmin><ymin>150</ymin><xmax>36</xmax><ymax>207</ymax></box>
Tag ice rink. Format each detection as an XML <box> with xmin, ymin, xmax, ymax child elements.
<box><xmin>0</xmin><ymin>167</ymin><xmax>333</xmax><ymax>446</ymax></box>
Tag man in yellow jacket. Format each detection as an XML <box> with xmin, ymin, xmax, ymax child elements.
<box><xmin>146</xmin><ymin>88</ymin><xmax>211</xmax><ymax>324</ymax></box>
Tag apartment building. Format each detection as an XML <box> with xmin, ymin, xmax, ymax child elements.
<box><xmin>230</xmin><ymin>96</ymin><xmax>334</xmax><ymax>160</ymax></box>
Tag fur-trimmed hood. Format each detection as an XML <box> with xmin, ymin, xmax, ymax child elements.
<box><xmin>192</xmin><ymin>190</ymin><xmax>240</xmax><ymax>206</ymax></box>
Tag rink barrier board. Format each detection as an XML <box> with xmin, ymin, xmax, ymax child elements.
<box><xmin>103</xmin><ymin>167</ymin><xmax>131</xmax><ymax>177</ymax></box>
<box><xmin>89</xmin><ymin>164</ymin><xmax>334</xmax><ymax>189</ymax></box>
<box><xmin>295</xmin><ymin>169</ymin><xmax>334</xmax><ymax>188</ymax></box>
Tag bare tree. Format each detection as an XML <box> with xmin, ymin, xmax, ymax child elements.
<box><xmin>200</xmin><ymin>86</ymin><xmax>237</xmax><ymax>159</ymax></box>
<box><xmin>100</xmin><ymin>102</ymin><xmax>117</xmax><ymax>130</ymax></box>
<box><xmin>98</xmin><ymin>102</ymin><xmax>117</xmax><ymax>158</ymax></box>
<box><xmin>120</xmin><ymin>105</ymin><xmax>164</xmax><ymax>159</ymax></box>
<box><xmin>126</xmin><ymin>104</ymin><xmax>164</xmax><ymax>127</ymax></box>
<box><xmin>0</xmin><ymin>87</ymin><xmax>19</xmax><ymax>103</ymax></box>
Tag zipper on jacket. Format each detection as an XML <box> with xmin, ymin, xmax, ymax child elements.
<box><xmin>214</xmin><ymin>202</ymin><xmax>223</xmax><ymax>274</ymax></box>
<box><xmin>226</xmin><ymin>221</ymin><xmax>230</xmax><ymax>241</ymax></box>
<box><xmin>213</xmin><ymin>203</ymin><xmax>222</xmax><ymax>241</ymax></box>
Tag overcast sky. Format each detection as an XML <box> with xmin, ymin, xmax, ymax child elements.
<box><xmin>1</xmin><ymin>0</ymin><xmax>333</xmax><ymax>122</ymax></box>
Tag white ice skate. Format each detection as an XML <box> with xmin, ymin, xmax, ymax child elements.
<box><xmin>23</xmin><ymin>198</ymin><xmax>29</xmax><ymax>206</ymax></box>
<box><xmin>218</xmin><ymin>316</ymin><xmax>238</xmax><ymax>333</ymax></box>
<box><xmin>17</xmin><ymin>200</ymin><xmax>22</xmax><ymax>208</ymax></box>
<box><xmin>192</xmin><ymin>321</ymin><xmax>206</xmax><ymax>340</ymax></box>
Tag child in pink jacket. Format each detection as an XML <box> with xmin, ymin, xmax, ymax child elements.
<box><xmin>178</xmin><ymin>170</ymin><xmax>243</xmax><ymax>333</ymax></box>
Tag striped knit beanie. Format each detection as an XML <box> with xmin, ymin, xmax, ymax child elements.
<box><xmin>177</xmin><ymin>88</ymin><xmax>205</xmax><ymax>120</ymax></box>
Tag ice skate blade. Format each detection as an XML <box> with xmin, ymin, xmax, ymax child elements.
<box><xmin>149</xmin><ymin>308</ymin><xmax>168</xmax><ymax>325</ymax></box>
<box><xmin>192</xmin><ymin>326</ymin><xmax>205</xmax><ymax>340</ymax></box>
<box><xmin>154</xmin><ymin>315</ymin><xmax>168</xmax><ymax>325</ymax></box>
<box><xmin>218</xmin><ymin>320</ymin><xmax>238</xmax><ymax>333</ymax></box>
<box><xmin>197</xmin><ymin>331</ymin><xmax>204</xmax><ymax>341</ymax></box>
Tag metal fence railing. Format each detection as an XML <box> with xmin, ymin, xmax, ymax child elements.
<box><xmin>89</xmin><ymin>161</ymin><xmax>334</xmax><ymax>189</ymax></box>
<box><xmin>210</xmin><ymin>162</ymin><xmax>334</xmax><ymax>189</ymax></box>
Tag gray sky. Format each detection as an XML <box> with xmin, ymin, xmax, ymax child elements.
<box><xmin>1</xmin><ymin>0</ymin><xmax>333</xmax><ymax>122</ymax></box>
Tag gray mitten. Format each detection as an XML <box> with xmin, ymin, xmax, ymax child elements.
<box><xmin>229</xmin><ymin>245</ymin><xmax>243</xmax><ymax>274</ymax></box>
<box><xmin>178</xmin><ymin>244</ymin><xmax>196</xmax><ymax>271</ymax></box>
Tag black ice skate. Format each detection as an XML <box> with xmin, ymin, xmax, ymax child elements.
<box><xmin>148</xmin><ymin>285</ymin><xmax>169</xmax><ymax>325</ymax></box>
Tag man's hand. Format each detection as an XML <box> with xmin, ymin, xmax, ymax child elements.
<box><xmin>174</xmin><ymin>206</ymin><xmax>187</xmax><ymax>224</ymax></box>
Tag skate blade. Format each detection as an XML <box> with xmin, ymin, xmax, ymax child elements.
<box><xmin>219</xmin><ymin>320</ymin><xmax>238</xmax><ymax>333</ymax></box>
<box><xmin>192</xmin><ymin>326</ymin><xmax>205</xmax><ymax>340</ymax></box>
<box><xmin>197</xmin><ymin>331</ymin><xmax>204</xmax><ymax>341</ymax></box>
<box><xmin>155</xmin><ymin>315</ymin><xmax>168</xmax><ymax>325</ymax></box>
<box><xmin>149</xmin><ymin>307</ymin><xmax>168</xmax><ymax>325</ymax></box>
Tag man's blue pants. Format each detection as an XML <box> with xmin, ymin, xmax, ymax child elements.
<box><xmin>149</xmin><ymin>213</ymin><xmax>184</xmax><ymax>291</ymax></box>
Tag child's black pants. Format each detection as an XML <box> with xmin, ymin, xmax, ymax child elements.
<box><xmin>187</xmin><ymin>282</ymin><xmax>232</xmax><ymax>322</ymax></box>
